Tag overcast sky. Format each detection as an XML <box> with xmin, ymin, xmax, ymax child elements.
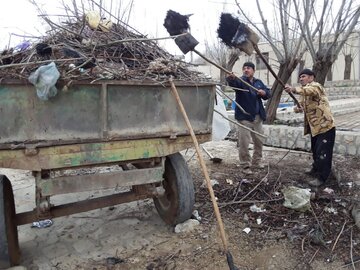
<box><xmin>0</xmin><ymin>0</ymin><xmax>275</xmax><ymax>55</ymax></box>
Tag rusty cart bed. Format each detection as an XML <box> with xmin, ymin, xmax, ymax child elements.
<box><xmin>0</xmin><ymin>80</ymin><xmax>215</xmax><ymax>267</ymax></box>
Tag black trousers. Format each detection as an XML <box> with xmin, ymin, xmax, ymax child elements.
<box><xmin>310</xmin><ymin>127</ymin><xmax>336</xmax><ymax>182</ymax></box>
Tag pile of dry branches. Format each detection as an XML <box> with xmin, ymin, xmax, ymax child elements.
<box><xmin>0</xmin><ymin>0</ymin><xmax>208</xmax><ymax>83</ymax></box>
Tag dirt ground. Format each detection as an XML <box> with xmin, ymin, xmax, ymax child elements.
<box><xmin>3</xmin><ymin>140</ymin><xmax>360</xmax><ymax>270</ymax></box>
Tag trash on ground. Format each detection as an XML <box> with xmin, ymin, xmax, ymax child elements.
<box><xmin>282</xmin><ymin>186</ymin><xmax>311</xmax><ymax>212</ymax></box>
<box><xmin>174</xmin><ymin>219</ymin><xmax>200</xmax><ymax>233</ymax></box>
<box><xmin>201</xmin><ymin>179</ymin><xmax>219</xmax><ymax>188</ymax></box>
<box><xmin>191</xmin><ymin>210</ymin><xmax>202</xmax><ymax>221</ymax></box>
<box><xmin>256</xmin><ymin>218</ymin><xmax>262</xmax><ymax>225</ymax></box>
<box><xmin>324</xmin><ymin>206</ymin><xmax>338</xmax><ymax>214</ymax></box>
<box><xmin>249</xmin><ymin>204</ymin><xmax>266</xmax><ymax>213</ymax></box>
<box><xmin>323</xmin><ymin>187</ymin><xmax>335</xmax><ymax>195</ymax></box>
<box><xmin>31</xmin><ymin>219</ymin><xmax>53</xmax><ymax>228</ymax></box>
<box><xmin>226</xmin><ymin>178</ymin><xmax>233</xmax><ymax>185</ymax></box>
<box><xmin>106</xmin><ymin>256</ymin><xmax>124</xmax><ymax>265</ymax></box>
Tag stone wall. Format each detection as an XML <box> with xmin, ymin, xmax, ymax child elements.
<box><xmin>263</xmin><ymin>125</ymin><xmax>360</xmax><ymax>156</ymax></box>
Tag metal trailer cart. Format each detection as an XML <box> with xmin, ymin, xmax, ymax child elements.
<box><xmin>0</xmin><ymin>80</ymin><xmax>215</xmax><ymax>267</ymax></box>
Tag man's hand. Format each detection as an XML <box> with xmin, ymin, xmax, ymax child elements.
<box><xmin>226</xmin><ymin>72</ymin><xmax>236</xmax><ymax>80</ymax></box>
<box><xmin>293</xmin><ymin>106</ymin><xmax>303</xmax><ymax>113</ymax></box>
<box><xmin>257</xmin><ymin>89</ymin><xmax>266</xmax><ymax>97</ymax></box>
<box><xmin>284</xmin><ymin>84</ymin><xmax>295</xmax><ymax>94</ymax></box>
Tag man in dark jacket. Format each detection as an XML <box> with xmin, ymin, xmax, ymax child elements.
<box><xmin>226</xmin><ymin>62</ymin><xmax>271</xmax><ymax>174</ymax></box>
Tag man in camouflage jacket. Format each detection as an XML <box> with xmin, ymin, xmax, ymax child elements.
<box><xmin>285</xmin><ymin>69</ymin><xmax>336</xmax><ymax>187</ymax></box>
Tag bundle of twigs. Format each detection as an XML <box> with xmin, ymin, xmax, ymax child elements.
<box><xmin>0</xmin><ymin>0</ymin><xmax>209</xmax><ymax>83</ymax></box>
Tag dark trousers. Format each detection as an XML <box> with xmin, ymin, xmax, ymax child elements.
<box><xmin>310</xmin><ymin>127</ymin><xmax>336</xmax><ymax>182</ymax></box>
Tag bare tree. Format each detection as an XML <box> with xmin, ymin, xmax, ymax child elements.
<box><xmin>234</xmin><ymin>0</ymin><xmax>359</xmax><ymax>122</ymax></box>
<box><xmin>293</xmin><ymin>0</ymin><xmax>360</xmax><ymax>84</ymax></box>
<box><xmin>204</xmin><ymin>41</ymin><xmax>241</xmax><ymax>85</ymax></box>
<box><xmin>235</xmin><ymin>0</ymin><xmax>309</xmax><ymax>123</ymax></box>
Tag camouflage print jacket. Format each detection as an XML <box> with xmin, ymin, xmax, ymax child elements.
<box><xmin>294</xmin><ymin>82</ymin><xmax>335</xmax><ymax>136</ymax></box>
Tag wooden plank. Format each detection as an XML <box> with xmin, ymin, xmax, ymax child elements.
<box><xmin>39</xmin><ymin>165</ymin><xmax>164</xmax><ymax>196</ymax></box>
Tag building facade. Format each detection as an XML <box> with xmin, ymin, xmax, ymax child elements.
<box><xmin>195</xmin><ymin>31</ymin><xmax>360</xmax><ymax>86</ymax></box>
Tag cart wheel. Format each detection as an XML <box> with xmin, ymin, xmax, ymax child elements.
<box><xmin>154</xmin><ymin>153</ymin><xmax>195</xmax><ymax>225</ymax></box>
<box><xmin>0</xmin><ymin>175</ymin><xmax>20</xmax><ymax>268</ymax></box>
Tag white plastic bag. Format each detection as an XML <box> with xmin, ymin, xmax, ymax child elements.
<box><xmin>28</xmin><ymin>62</ymin><xmax>60</xmax><ymax>100</ymax></box>
<box><xmin>212</xmin><ymin>92</ymin><xmax>230</xmax><ymax>141</ymax></box>
<box><xmin>282</xmin><ymin>186</ymin><xmax>311</xmax><ymax>212</ymax></box>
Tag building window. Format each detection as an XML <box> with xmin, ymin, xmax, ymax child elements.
<box><xmin>255</xmin><ymin>52</ymin><xmax>269</xmax><ymax>70</ymax></box>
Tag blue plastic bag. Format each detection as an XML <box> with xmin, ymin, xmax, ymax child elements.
<box><xmin>28</xmin><ymin>62</ymin><xmax>60</xmax><ymax>100</ymax></box>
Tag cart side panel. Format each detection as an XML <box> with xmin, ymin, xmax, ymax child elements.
<box><xmin>0</xmin><ymin>82</ymin><xmax>215</xmax><ymax>146</ymax></box>
<box><xmin>0</xmin><ymin>84</ymin><xmax>102</xmax><ymax>144</ymax></box>
<box><xmin>107</xmin><ymin>84</ymin><xmax>214</xmax><ymax>138</ymax></box>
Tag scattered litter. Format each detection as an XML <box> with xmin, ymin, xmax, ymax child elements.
<box><xmin>174</xmin><ymin>219</ymin><xmax>200</xmax><ymax>233</ymax></box>
<box><xmin>226</xmin><ymin>178</ymin><xmax>233</xmax><ymax>185</ymax></box>
<box><xmin>106</xmin><ymin>256</ymin><xmax>124</xmax><ymax>265</ymax></box>
<box><xmin>250</xmin><ymin>204</ymin><xmax>266</xmax><ymax>213</ymax></box>
<box><xmin>324</xmin><ymin>207</ymin><xmax>338</xmax><ymax>215</ymax></box>
<box><xmin>256</xmin><ymin>218</ymin><xmax>262</xmax><ymax>225</ymax></box>
<box><xmin>15</xmin><ymin>40</ymin><xmax>31</xmax><ymax>52</ymax></box>
<box><xmin>191</xmin><ymin>210</ymin><xmax>202</xmax><ymax>221</ymax></box>
<box><xmin>309</xmin><ymin>225</ymin><xmax>326</xmax><ymax>246</ymax></box>
<box><xmin>28</xmin><ymin>62</ymin><xmax>60</xmax><ymax>100</ymax></box>
<box><xmin>201</xmin><ymin>179</ymin><xmax>219</xmax><ymax>188</ymax></box>
<box><xmin>323</xmin><ymin>187</ymin><xmax>335</xmax><ymax>194</ymax></box>
<box><xmin>282</xmin><ymin>186</ymin><xmax>311</xmax><ymax>212</ymax></box>
<box><xmin>345</xmin><ymin>182</ymin><xmax>353</xmax><ymax>188</ymax></box>
<box><xmin>241</xmin><ymin>178</ymin><xmax>251</xmax><ymax>184</ymax></box>
<box><xmin>243</xmin><ymin>227</ymin><xmax>251</xmax><ymax>234</ymax></box>
<box><xmin>31</xmin><ymin>219</ymin><xmax>53</xmax><ymax>228</ymax></box>
<box><xmin>338</xmin><ymin>201</ymin><xmax>347</xmax><ymax>208</ymax></box>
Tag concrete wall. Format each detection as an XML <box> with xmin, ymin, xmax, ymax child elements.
<box><xmin>263</xmin><ymin>125</ymin><xmax>360</xmax><ymax>156</ymax></box>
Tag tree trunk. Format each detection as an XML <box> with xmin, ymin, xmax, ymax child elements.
<box><xmin>297</xmin><ymin>60</ymin><xmax>305</xmax><ymax>82</ymax></box>
<box><xmin>344</xmin><ymin>54</ymin><xmax>352</xmax><ymax>80</ymax></box>
<box><xmin>327</xmin><ymin>68</ymin><xmax>333</xmax><ymax>81</ymax></box>
<box><xmin>265</xmin><ymin>59</ymin><xmax>299</xmax><ymax>124</ymax></box>
<box><xmin>312</xmin><ymin>55</ymin><xmax>334</xmax><ymax>85</ymax></box>
<box><xmin>219</xmin><ymin>51</ymin><xmax>240</xmax><ymax>86</ymax></box>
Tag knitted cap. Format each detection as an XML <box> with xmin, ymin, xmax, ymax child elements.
<box><xmin>299</xmin><ymin>68</ymin><xmax>315</xmax><ymax>77</ymax></box>
<box><xmin>243</xmin><ymin>61</ymin><xmax>255</xmax><ymax>70</ymax></box>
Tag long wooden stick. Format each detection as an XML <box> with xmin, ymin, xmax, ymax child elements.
<box><xmin>252</xmin><ymin>44</ymin><xmax>301</xmax><ymax>108</ymax></box>
<box><xmin>169</xmin><ymin>78</ymin><xmax>230</xmax><ymax>250</ymax></box>
<box><xmin>213</xmin><ymin>109</ymin><xmax>267</xmax><ymax>140</ymax></box>
<box><xmin>215</xmin><ymin>88</ymin><xmax>250</xmax><ymax>115</ymax></box>
<box><xmin>0</xmin><ymin>58</ymin><xmax>85</xmax><ymax>69</ymax></box>
<box><xmin>97</xmin><ymin>33</ymin><xmax>188</xmax><ymax>47</ymax></box>
<box><xmin>193</xmin><ymin>48</ymin><xmax>260</xmax><ymax>93</ymax></box>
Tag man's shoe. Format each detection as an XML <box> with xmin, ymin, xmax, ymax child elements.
<box><xmin>308</xmin><ymin>178</ymin><xmax>324</xmax><ymax>187</ymax></box>
<box><xmin>252</xmin><ymin>163</ymin><xmax>265</xmax><ymax>169</ymax></box>
<box><xmin>242</xmin><ymin>167</ymin><xmax>253</xmax><ymax>175</ymax></box>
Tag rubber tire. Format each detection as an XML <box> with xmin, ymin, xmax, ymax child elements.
<box><xmin>154</xmin><ymin>153</ymin><xmax>195</xmax><ymax>225</ymax></box>
<box><xmin>0</xmin><ymin>175</ymin><xmax>20</xmax><ymax>268</ymax></box>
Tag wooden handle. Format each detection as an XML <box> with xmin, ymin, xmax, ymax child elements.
<box><xmin>201</xmin><ymin>145</ymin><xmax>214</xmax><ymax>159</ymax></box>
<box><xmin>193</xmin><ymin>49</ymin><xmax>260</xmax><ymax>93</ymax></box>
<box><xmin>252</xmin><ymin>44</ymin><xmax>301</xmax><ymax>108</ymax></box>
<box><xmin>169</xmin><ymin>78</ymin><xmax>229</xmax><ymax>251</ymax></box>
